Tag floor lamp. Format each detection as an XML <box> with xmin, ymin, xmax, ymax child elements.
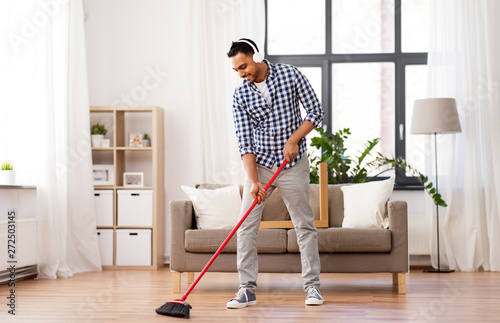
<box><xmin>410</xmin><ymin>98</ymin><xmax>462</xmax><ymax>273</ymax></box>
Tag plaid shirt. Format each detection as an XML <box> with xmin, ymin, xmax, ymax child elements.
<box><xmin>232</xmin><ymin>60</ymin><xmax>324</xmax><ymax>169</ymax></box>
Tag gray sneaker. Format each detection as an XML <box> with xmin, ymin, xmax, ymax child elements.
<box><xmin>226</xmin><ymin>288</ymin><xmax>257</xmax><ymax>309</ymax></box>
<box><xmin>305</xmin><ymin>287</ymin><xmax>324</xmax><ymax>305</ymax></box>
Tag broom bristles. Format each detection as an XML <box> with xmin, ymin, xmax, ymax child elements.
<box><xmin>155</xmin><ymin>300</ymin><xmax>192</xmax><ymax>318</ymax></box>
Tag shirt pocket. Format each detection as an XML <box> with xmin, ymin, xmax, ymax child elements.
<box><xmin>245</xmin><ymin>97</ymin><xmax>272</xmax><ymax>123</ymax></box>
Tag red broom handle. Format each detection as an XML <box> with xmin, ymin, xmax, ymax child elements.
<box><xmin>180</xmin><ymin>159</ymin><xmax>288</xmax><ymax>301</ymax></box>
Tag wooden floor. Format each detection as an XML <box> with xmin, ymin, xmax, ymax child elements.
<box><xmin>1</xmin><ymin>267</ymin><xmax>499</xmax><ymax>322</ymax></box>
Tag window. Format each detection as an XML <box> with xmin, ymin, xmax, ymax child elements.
<box><xmin>265</xmin><ymin>0</ymin><xmax>429</xmax><ymax>187</ymax></box>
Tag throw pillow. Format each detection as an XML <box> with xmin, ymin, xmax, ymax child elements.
<box><xmin>340</xmin><ymin>175</ymin><xmax>395</xmax><ymax>228</ymax></box>
<box><xmin>181</xmin><ymin>185</ymin><xmax>242</xmax><ymax>229</ymax></box>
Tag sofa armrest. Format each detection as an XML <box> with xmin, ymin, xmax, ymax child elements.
<box><xmin>169</xmin><ymin>200</ymin><xmax>193</xmax><ymax>272</ymax></box>
<box><xmin>388</xmin><ymin>200</ymin><xmax>408</xmax><ymax>232</ymax></box>
<box><xmin>388</xmin><ymin>200</ymin><xmax>409</xmax><ymax>272</ymax></box>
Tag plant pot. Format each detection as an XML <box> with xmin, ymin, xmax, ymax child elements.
<box><xmin>142</xmin><ymin>139</ymin><xmax>150</xmax><ymax>147</ymax></box>
<box><xmin>91</xmin><ymin>134</ymin><xmax>104</xmax><ymax>148</ymax></box>
<box><xmin>0</xmin><ymin>170</ymin><xmax>15</xmax><ymax>185</ymax></box>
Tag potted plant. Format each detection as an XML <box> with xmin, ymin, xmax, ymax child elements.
<box><xmin>91</xmin><ymin>123</ymin><xmax>108</xmax><ymax>148</ymax></box>
<box><xmin>143</xmin><ymin>133</ymin><xmax>151</xmax><ymax>147</ymax></box>
<box><xmin>0</xmin><ymin>162</ymin><xmax>15</xmax><ymax>185</ymax></box>
<box><xmin>309</xmin><ymin>127</ymin><xmax>446</xmax><ymax>207</ymax></box>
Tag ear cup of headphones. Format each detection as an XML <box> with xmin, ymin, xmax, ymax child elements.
<box><xmin>236</xmin><ymin>39</ymin><xmax>264</xmax><ymax>63</ymax></box>
<box><xmin>253</xmin><ymin>51</ymin><xmax>264</xmax><ymax>63</ymax></box>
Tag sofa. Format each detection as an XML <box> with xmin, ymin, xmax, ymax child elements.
<box><xmin>169</xmin><ymin>182</ymin><xmax>408</xmax><ymax>294</ymax></box>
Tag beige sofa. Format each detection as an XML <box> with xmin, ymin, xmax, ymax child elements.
<box><xmin>169</xmin><ymin>183</ymin><xmax>408</xmax><ymax>294</ymax></box>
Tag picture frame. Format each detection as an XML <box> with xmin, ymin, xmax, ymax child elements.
<box><xmin>93</xmin><ymin>164</ymin><xmax>114</xmax><ymax>186</ymax></box>
<box><xmin>123</xmin><ymin>172</ymin><xmax>144</xmax><ymax>187</ymax></box>
<box><xmin>128</xmin><ymin>132</ymin><xmax>143</xmax><ymax>147</ymax></box>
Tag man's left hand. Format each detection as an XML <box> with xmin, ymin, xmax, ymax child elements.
<box><xmin>283</xmin><ymin>140</ymin><xmax>299</xmax><ymax>163</ymax></box>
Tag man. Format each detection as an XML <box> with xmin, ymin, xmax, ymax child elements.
<box><xmin>226</xmin><ymin>38</ymin><xmax>325</xmax><ymax>309</ymax></box>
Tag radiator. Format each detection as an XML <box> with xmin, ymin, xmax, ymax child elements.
<box><xmin>408</xmin><ymin>215</ymin><xmax>431</xmax><ymax>255</ymax></box>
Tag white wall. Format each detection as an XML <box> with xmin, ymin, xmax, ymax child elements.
<box><xmin>85</xmin><ymin>0</ymin><xmax>195</xmax><ymax>261</ymax></box>
<box><xmin>84</xmin><ymin>0</ymin><xmax>430</xmax><ymax>262</ymax></box>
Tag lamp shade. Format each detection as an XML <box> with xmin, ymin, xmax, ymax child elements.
<box><xmin>410</xmin><ymin>98</ymin><xmax>462</xmax><ymax>134</ymax></box>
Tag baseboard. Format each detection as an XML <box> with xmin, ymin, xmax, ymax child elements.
<box><xmin>410</xmin><ymin>255</ymin><xmax>432</xmax><ymax>269</ymax></box>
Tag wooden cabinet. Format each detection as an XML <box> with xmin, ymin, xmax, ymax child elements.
<box><xmin>90</xmin><ymin>106</ymin><xmax>164</xmax><ymax>270</ymax></box>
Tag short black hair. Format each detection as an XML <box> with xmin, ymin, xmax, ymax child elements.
<box><xmin>227</xmin><ymin>38</ymin><xmax>259</xmax><ymax>58</ymax></box>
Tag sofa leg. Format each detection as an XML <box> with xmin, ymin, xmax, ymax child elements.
<box><xmin>187</xmin><ymin>272</ymin><xmax>195</xmax><ymax>285</ymax></box>
<box><xmin>393</xmin><ymin>273</ymin><xmax>406</xmax><ymax>294</ymax></box>
<box><xmin>172</xmin><ymin>271</ymin><xmax>181</xmax><ymax>293</ymax></box>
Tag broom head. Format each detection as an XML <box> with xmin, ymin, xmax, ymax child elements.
<box><xmin>155</xmin><ymin>299</ymin><xmax>192</xmax><ymax>318</ymax></box>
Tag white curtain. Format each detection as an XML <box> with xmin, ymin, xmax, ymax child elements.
<box><xmin>186</xmin><ymin>0</ymin><xmax>266</xmax><ymax>184</ymax></box>
<box><xmin>1</xmin><ymin>0</ymin><xmax>101</xmax><ymax>278</ymax></box>
<box><xmin>427</xmin><ymin>0</ymin><xmax>500</xmax><ymax>271</ymax></box>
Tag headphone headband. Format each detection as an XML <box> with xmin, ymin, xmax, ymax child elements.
<box><xmin>236</xmin><ymin>39</ymin><xmax>264</xmax><ymax>63</ymax></box>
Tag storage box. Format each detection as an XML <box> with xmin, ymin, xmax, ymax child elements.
<box><xmin>94</xmin><ymin>190</ymin><xmax>114</xmax><ymax>227</ymax></box>
<box><xmin>116</xmin><ymin>229</ymin><xmax>151</xmax><ymax>266</ymax></box>
<box><xmin>96</xmin><ymin>229</ymin><xmax>113</xmax><ymax>266</ymax></box>
<box><xmin>117</xmin><ymin>190</ymin><xmax>153</xmax><ymax>227</ymax></box>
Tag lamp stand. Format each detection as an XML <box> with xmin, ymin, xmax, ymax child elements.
<box><xmin>424</xmin><ymin>132</ymin><xmax>454</xmax><ymax>273</ymax></box>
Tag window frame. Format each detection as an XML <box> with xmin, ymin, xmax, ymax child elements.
<box><xmin>264</xmin><ymin>0</ymin><xmax>427</xmax><ymax>188</ymax></box>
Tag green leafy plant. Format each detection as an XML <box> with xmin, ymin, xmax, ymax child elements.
<box><xmin>143</xmin><ymin>133</ymin><xmax>150</xmax><ymax>140</ymax></box>
<box><xmin>309</xmin><ymin>127</ymin><xmax>446</xmax><ymax>207</ymax></box>
<box><xmin>90</xmin><ymin>123</ymin><xmax>108</xmax><ymax>135</ymax></box>
<box><xmin>1</xmin><ymin>162</ymin><xmax>14</xmax><ymax>171</ymax></box>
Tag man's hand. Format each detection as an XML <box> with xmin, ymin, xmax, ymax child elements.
<box><xmin>251</xmin><ymin>182</ymin><xmax>267</xmax><ymax>204</ymax></box>
<box><xmin>283</xmin><ymin>140</ymin><xmax>299</xmax><ymax>163</ymax></box>
<box><xmin>283</xmin><ymin>120</ymin><xmax>315</xmax><ymax>163</ymax></box>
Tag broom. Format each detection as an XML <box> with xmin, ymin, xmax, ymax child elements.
<box><xmin>156</xmin><ymin>159</ymin><xmax>288</xmax><ymax>318</ymax></box>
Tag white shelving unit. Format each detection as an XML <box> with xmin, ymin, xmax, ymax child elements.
<box><xmin>90</xmin><ymin>106</ymin><xmax>165</xmax><ymax>270</ymax></box>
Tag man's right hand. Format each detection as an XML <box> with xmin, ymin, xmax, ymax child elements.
<box><xmin>251</xmin><ymin>182</ymin><xmax>267</xmax><ymax>204</ymax></box>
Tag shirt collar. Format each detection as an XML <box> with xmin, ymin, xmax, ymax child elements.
<box><xmin>263</xmin><ymin>60</ymin><xmax>276</xmax><ymax>80</ymax></box>
<box><xmin>241</xmin><ymin>60</ymin><xmax>275</xmax><ymax>88</ymax></box>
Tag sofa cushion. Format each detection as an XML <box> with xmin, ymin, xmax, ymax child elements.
<box><xmin>261</xmin><ymin>188</ymin><xmax>290</xmax><ymax>221</ymax></box>
<box><xmin>185</xmin><ymin>228</ymin><xmax>288</xmax><ymax>253</ymax></box>
<box><xmin>195</xmin><ymin>183</ymin><xmax>349</xmax><ymax>226</ymax></box>
<box><xmin>181</xmin><ymin>185</ymin><xmax>241</xmax><ymax>229</ymax></box>
<box><xmin>341</xmin><ymin>175</ymin><xmax>395</xmax><ymax>229</ymax></box>
<box><xmin>195</xmin><ymin>184</ymin><xmax>290</xmax><ymax>221</ymax></box>
<box><xmin>287</xmin><ymin>228</ymin><xmax>392</xmax><ymax>253</ymax></box>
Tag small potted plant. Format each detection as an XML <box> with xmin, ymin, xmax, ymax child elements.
<box><xmin>0</xmin><ymin>162</ymin><xmax>15</xmax><ymax>185</ymax></box>
<box><xmin>143</xmin><ymin>133</ymin><xmax>151</xmax><ymax>147</ymax></box>
<box><xmin>91</xmin><ymin>123</ymin><xmax>108</xmax><ymax>148</ymax></box>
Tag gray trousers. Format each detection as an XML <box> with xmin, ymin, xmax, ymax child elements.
<box><xmin>237</xmin><ymin>157</ymin><xmax>321</xmax><ymax>292</ymax></box>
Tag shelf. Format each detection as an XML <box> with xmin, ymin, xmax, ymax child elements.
<box><xmin>116</xmin><ymin>147</ymin><xmax>152</xmax><ymax>151</ymax></box>
<box><xmin>92</xmin><ymin>148</ymin><xmax>114</xmax><ymax>151</ymax></box>
<box><xmin>0</xmin><ymin>185</ymin><xmax>37</xmax><ymax>190</ymax></box>
<box><xmin>101</xmin><ymin>265</ymin><xmax>161</xmax><ymax>270</ymax></box>
<box><xmin>91</xmin><ymin>106</ymin><xmax>157</xmax><ymax>113</ymax></box>
<box><xmin>115</xmin><ymin>186</ymin><xmax>153</xmax><ymax>190</ymax></box>
<box><xmin>92</xmin><ymin>147</ymin><xmax>152</xmax><ymax>151</ymax></box>
<box><xmin>96</xmin><ymin>226</ymin><xmax>154</xmax><ymax>230</ymax></box>
<box><xmin>90</xmin><ymin>106</ymin><xmax>164</xmax><ymax>271</ymax></box>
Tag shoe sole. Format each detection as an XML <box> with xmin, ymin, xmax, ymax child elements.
<box><xmin>227</xmin><ymin>300</ymin><xmax>257</xmax><ymax>309</ymax></box>
<box><xmin>305</xmin><ymin>299</ymin><xmax>324</xmax><ymax>306</ymax></box>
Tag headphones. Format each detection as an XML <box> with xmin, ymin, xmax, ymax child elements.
<box><xmin>236</xmin><ymin>39</ymin><xmax>264</xmax><ymax>63</ymax></box>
